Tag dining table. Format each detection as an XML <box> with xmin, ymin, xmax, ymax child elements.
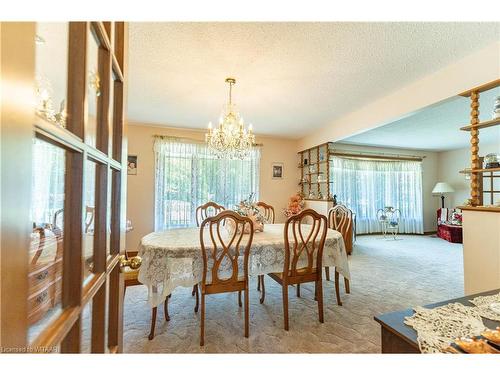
<box><xmin>138</xmin><ymin>223</ymin><xmax>351</xmax><ymax>307</ymax></box>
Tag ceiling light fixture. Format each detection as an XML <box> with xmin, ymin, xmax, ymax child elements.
<box><xmin>205</xmin><ymin>77</ymin><xmax>255</xmax><ymax>159</ymax></box>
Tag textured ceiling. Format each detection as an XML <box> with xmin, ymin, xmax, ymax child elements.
<box><xmin>127</xmin><ymin>22</ymin><xmax>500</xmax><ymax>138</ymax></box>
<box><xmin>341</xmin><ymin>87</ymin><xmax>500</xmax><ymax>151</ymax></box>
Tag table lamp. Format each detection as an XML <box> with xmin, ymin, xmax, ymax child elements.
<box><xmin>432</xmin><ymin>182</ymin><xmax>455</xmax><ymax>208</ymax></box>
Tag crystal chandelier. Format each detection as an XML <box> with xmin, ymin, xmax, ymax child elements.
<box><xmin>205</xmin><ymin>77</ymin><xmax>255</xmax><ymax>159</ymax></box>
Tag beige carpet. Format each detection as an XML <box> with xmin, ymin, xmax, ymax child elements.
<box><xmin>120</xmin><ymin>234</ymin><xmax>463</xmax><ymax>353</ymax></box>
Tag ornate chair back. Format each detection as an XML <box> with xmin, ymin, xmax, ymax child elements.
<box><xmin>84</xmin><ymin>206</ymin><xmax>95</xmax><ymax>233</ymax></box>
<box><xmin>328</xmin><ymin>205</ymin><xmax>353</xmax><ymax>251</ymax></box>
<box><xmin>199</xmin><ymin>210</ymin><xmax>254</xmax><ymax>287</ymax></box>
<box><xmin>283</xmin><ymin>209</ymin><xmax>327</xmax><ymax>279</ymax></box>
<box><xmin>52</xmin><ymin>208</ymin><xmax>64</xmax><ymax>234</ymax></box>
<box><xmin>31</xmin><ymin>219</ymin><xmax>63</xmax><ymax>266</ymax></box>
<box><xmin>256</xmin><ymin>201</ymin><xmax>275</xmax><ymax>224</ymax></box>
<box><xmin>28</xmin><ymin>217</ymin><xmax>64</xmax><ymax>324</ymax></box>
<box><xmin>389</xmin><ymin>209</ymin><xmax>401</xmax><ymax>226</ymax></box>
<box><xmin>196</xmin><ymin>201</ymin><xmax>225</xmax><ymax>227</ymax></box>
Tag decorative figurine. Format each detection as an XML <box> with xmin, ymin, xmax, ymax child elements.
<box><xmin>484</xmin><ymin>153</ymin><xmax>500</xmax><ymax>169</ymax></box>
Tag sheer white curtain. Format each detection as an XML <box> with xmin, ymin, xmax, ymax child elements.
<box><xmin>154</xmin><ymin>136</ymin><xmax>261</xmax><ymax>230</ymax></box>
<box><xmin>31</xmin><ymin>138</ymin><xmax>66</xmax><ymax>226</ymax></box>
<box><xmin>331</xmin><ymin>157</ymin><xmax>424</xmax><ymax>234</ymax></box>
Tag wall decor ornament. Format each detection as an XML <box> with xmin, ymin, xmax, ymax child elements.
<box><xmin>127</xmin><ymin>155</ymin><xmax>138</xmax><ymax>175</ymax></box>
<box><xmin>272</xmin><ymin>162</ymin><xmax>284</xmax><ymax>179</ymax></box>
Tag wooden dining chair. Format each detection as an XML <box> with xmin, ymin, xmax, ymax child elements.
<box><xmin>28</xmin><ymin>221</ymin><xmax>63</xmax><ymax>324</ymax></box>
<box><xmin>326</xmin><ymin>205</ymin><xmax>353</xmax><ymax>306</ymax></box>
<box><xmin>119</xmin><ymin>250</ymin><xmax>167</xmax><ymax>341</ymax></box>
<box><xmin>256</xmin><ymin>201</ymin><xmax>275</xmax><ymax>293</ymax></box>
<box><xmin>84</xmin><ymin>205</ymin><xmax>95</xmax><ymax>233</ymax></box>
<box><xmin>196</xmin><ymin>201</ymin><xmax>225</xmax><ymax>227</ymax></box>
<box><xmin>259</xmin><ymin>209</ymin><xmax>327</xmax><ymax>331</ymax></box>
<box><xmin>192</xmin><ymin>202</ymin><xmax>226</xmax><ymax>303</ymax></box>
<box><xmin>198</xmin><ymin>210</ymin><xmax>254</xmax><ymax>346</ymax></box>
<box><xmin>256</xmin><ymin>201</ymin><xmax>275</xmax><ymax>224</ymax></box>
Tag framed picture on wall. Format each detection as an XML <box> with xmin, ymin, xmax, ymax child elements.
<box><xmin>272</xmin><ymin>162</ymin><xmax>284</xmax><ymax>179</ymax></box>
<box><xmin>127</xmin><ymin>155</ymin><xmax>138</xmax><ymax>175</ymax></box>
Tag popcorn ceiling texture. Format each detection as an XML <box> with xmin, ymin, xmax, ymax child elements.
<box><xmin>127</xmin><ymin>22</ymin><xmax>499</xmax><ymax>138</ymax></box>
<box><xmin>85</xmin><ymin>235</ymin><xmax>463</xmax><ymax>353</ymax></box>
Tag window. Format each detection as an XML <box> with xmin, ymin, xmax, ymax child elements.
<box><xmin>154</xmin><ymin>137</ymin><xmax>261</xmax><ymax>230</ymax></box>
<box><xmin>331</xmin><ymin>156</ymin><xmax>423</xmax><ymax>234</ymax></box>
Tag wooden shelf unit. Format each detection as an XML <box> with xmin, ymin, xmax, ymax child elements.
<box><xmin>298</xmin><ymin>142</ymin><xmax>334</xmax><ymax>201</ymax></box>
<box><xmin>459</xmin><ymin>79</ymin><xmax>500</xmax><ymax>97</ymax></box>
<box><xmin>460</xmin><ymin>118</ymin><xmax>500</xmax><ymax>131</ymax></box>
<box><xmin>459</xmin><ymin>79</ymin><xmax>500</xmax><ymax>208</ymax></box>
<box><xmin>460</xmin><ymin>167</ymin><xmax>500</xmax><ymax>174</ymax></box>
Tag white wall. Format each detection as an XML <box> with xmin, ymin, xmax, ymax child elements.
<box><xmin>463</xmin><ymin>209</ymin><xmax>500</xmax><ymax>294</ymax></box>
<box><xmin>333</xmin><ymin>143</ymin><xmax>439</xmax><ymax>233</ymax></box>
<box><xmin>125</xmin><ymin>123</ymin><xmax>299</xmax><ymax>250</ymax></box>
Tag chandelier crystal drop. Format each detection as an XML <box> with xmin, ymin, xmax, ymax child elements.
<box><xmin>205</xmin><ymin>77</ymin><xmax>255</xmax><ymax>159</ymax></box>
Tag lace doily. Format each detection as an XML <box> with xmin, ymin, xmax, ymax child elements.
<box><xmin>404</xmin><ymin>303</ymin><xmax>486</xmax><ymax>353</ymax></box>
<box><xmin>469</xmin><ymin>292</ymin><xmax>500</xmax><ymax>321</ymax></box>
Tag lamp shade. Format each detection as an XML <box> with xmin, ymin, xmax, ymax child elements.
<box><xmin>432</xmin><ymin>182</ymin><xmax>455</xmax><ymax>194</ymax></box>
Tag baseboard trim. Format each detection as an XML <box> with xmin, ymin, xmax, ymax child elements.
<box><xmin>356</xmin><ymin>231</ymin><xmax>436</xmax><ymax>237</ymax></box>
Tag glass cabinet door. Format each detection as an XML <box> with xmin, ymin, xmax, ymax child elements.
<box><xmin>28</xmin><ymin>138</ymin><xmax>66</xmax><ymax>343</ymax></box>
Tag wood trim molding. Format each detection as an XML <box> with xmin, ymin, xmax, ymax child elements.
<box><xmin>331</xmin><ymin>151</ymin><xmax>424</xmax><ymax>162</ymax></box>
<box><xmin>459</xmin><ymin>79</ymin><xmax>500</xmax><ymax>97</ymax></box>
<box><xmin>96</xmin><ymin>46</ymin><xmax>111</xmax><ymax>154</ymax></box>
<box><xmin>0</xmin><ymin>22</ymin><xmax>36</xmax><ymax>349</ymax></box>
<box><xmin>458</xmin><ymin>206</ymin><xmax>500</xmax><ymax>213</ymax></box>
<box><xmin>66</xmin><ymin>22</ymin><xmax>87</xmax><ymax>139</ymax></box>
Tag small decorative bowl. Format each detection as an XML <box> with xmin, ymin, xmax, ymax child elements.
<box><xmin>484</xmin><ymin>153</ymin><xmax>500</xmax><ymax>169</ymax></box>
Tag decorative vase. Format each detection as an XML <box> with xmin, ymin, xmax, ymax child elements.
<box><xmin>225</xmin><ymin>215</ymin><xmax>264</xmax><ymax>235</ymax></box>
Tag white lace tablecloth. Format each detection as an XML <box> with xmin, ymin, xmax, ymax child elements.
<box><xmin>138</xmin><ymin>223</ymin><xmax>351</xmax><ymax>307</ymax></box>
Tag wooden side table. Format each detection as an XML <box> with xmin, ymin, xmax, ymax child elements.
<box><xmin>374</xmin><ymin>289</ymin><xmax>500</xmax><ymax>353</ymax></box>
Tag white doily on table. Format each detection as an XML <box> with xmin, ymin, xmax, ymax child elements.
<box><xmin>469</xmin><ymin>292</ymin><xmax>500</xmax><ymax>321</ymax></box>
<box><xmin>404</xmin><ymin>303</ymin><xmax>486</xmax><ymax>353</ymax></box>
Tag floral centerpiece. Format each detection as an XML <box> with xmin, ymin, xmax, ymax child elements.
<box><xmin>283</xmin><ymin>192</ymin><xmax>305</xmax><ymax>218</ymax></box>
<box><xmin>232</xmin><ymin>193</ymin><xmax>265</xmax><ymax>233</ymax></box>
